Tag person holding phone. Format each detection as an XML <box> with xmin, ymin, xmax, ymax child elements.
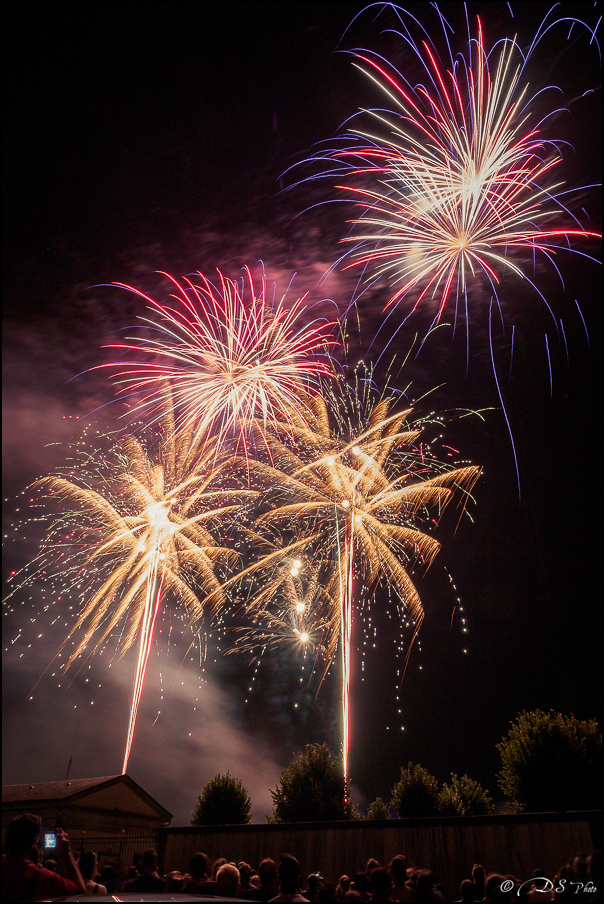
<box><xmin>2</xmin><ymin>813</ymin><xmax>86</xmax><ymax>902</ymax></box>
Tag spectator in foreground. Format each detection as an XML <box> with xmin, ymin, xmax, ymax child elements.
<box><xmin>483</xmin><ymin>872</ymin><xmax>511</xmax><ymax>902</ymax></box>
<box><xmin>247</xmin><ymin>858</ymin><xmax>280</xmax><ymax>901</ymax></box>
<box><xmin>456</xmin><ymin>878</ymin><xmax>476</xmax><ymax>903</ymax></box>
<box><xmin>523</xmin><ymin>869</ymin><xmax>552</xmax><ymax>902</ymax></box>
<box><xmin>167</xmin><ymin>870</ymin><xmax>186</xmax><ymax>892</ymax></box>
<box><xmin>412</xmin><ymin>870</ymin><xmax>445</xmax><ymax>903</ymax></box>
<box><xmin>351</xmin><ymin>872</ymin><xmax>371</xmax><ymax>901</ymax></box>
<box><xmin>123</xmin><ymin>847</ymin><xmax>166</xmax><ymax>893</ymax></box>
<box><xmin>2</xmin><ymin>814</ymin><xmax>86</xmax><ymax>903</ymax></box>
<box><xmin>212</xmin><ymin>857</ymin><xmax>229</xmax><ymax>879</ymax></box>
<box><xmin>585</xmin><ymin>850</ymin><xmax>601</xmax><ymax>903</ymax></box>
<box><xmin>79</xmin><ymin>851</ymin><xmax>107</xmax><ymax>895</ymax></box>
<box><xmin>181</xmin><ymin>851</ymin><xmax>211</xmax><ymax>895</ymax></box>
<box><xmin>216</xmin><ymin>863</ymin><xmax>241</xmax><ymax>898</ymax></box>
<box><xmin>271</xmin><ymin>854</ymin><xmax>309</xmax><ymax>903</ymax></box>
<box><xmin>99</xmin><ymin>862</ymin><xmax>122</xmax><ymax>894</ymax></box>
<box><xmin>318</xmin><ymin>881</ymin><xmax>338</xmax><ymax>904</ymax></box>
<box><xmin>238</xmin><ymin>861</ymin><xmax>254</xmax><ymax>897</ymax></box>
<box><xmin>369</xmin><ymin>867</ymin><xmax>393</xmax><ymax>904</ymax></box>
<box><xmin>182</xmin><ymin>850</ymin><xmax>216</xmax><ymax>896</ymax></box>
<box><xmin>553</xmin><ymin>864</ymin><xmax>579</xmax><ymax>902</ymax></box>
<box><xmin>336</xmin><ymin>875</ymin><xmax>351</xmax><ymax>900</ymax></box>
<box><xmin>472</xmin><ymin>864</ymin><xmax>486</xmax><ymax>902</ymax></box>
<box><xmin>343</xmin><ymin>893</ymin><xmax>363</xmax><ymax>904</ymax></box>
<box><xmin>573</xmin><ymin>856</ymin><xmax>588</xmax><ymax>885</ymax></box>
<box><xmin>389</xmin><ymin>855</ymin><xmax>413</xmax><ymax>903</ymax></box>
<box><xmin>305</xmin><ymin>873</ymin><xmax>323</xmax><ymax>902</ymax></box>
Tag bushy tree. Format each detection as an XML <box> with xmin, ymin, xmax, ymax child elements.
<box><xmin>270</xmin><ymin>743</ymin><xmax>355</xmax><ymax>822</ymax></box>
<box><xmin>438</xmin><ymin>774</ymin><xmax>494</xmax><ymax>816</ymax></box>
<box><xmin>390</xmin><ymin>763</ymin><xmax>440</xmax><ymax>817</ymax></box>
<box><xmin>366</xmin><ymin>797</ymin><xmax>391</xmax><ymax>819</ymax></box>
<box><xmin>191</xmin><ymin>772</ymin><xmax>251</xmax><ymax>826</ymax></box>
<box><xmin>497</xmin><ymin>710</ymin><xmax>602</xmax><ymax>812</ymax></box>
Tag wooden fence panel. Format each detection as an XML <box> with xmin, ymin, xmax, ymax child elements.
<box><xmin>159</xmin><ymin>813</ymin><xmax>599</xmax><ymax>900</ymax></box>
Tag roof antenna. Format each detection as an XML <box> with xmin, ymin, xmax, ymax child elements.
<box><xmin>65</xmin><ymin>717</ymin><xmax>80</xmax><ymax>781</ymax></box>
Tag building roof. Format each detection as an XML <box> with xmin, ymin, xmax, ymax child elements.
<box><xmin>3</xmin><ymin>776</ymin><xmax>123</xmax><ymax>803</ymax></box>
<box><xmin>2</xmin><ymin>774</ymin><xmax>172</xmax><ymax>820</ymax></box>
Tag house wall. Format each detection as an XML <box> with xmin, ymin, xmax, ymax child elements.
<box><xmin>71</xmin><ymin>783</ymin><xmax>167</xmax><ymax>821</ymax></box>
<box><xmin>2</xmin><ymin>783</ymin><xmax>170</xmax><ymax>833</ymax></box>
<box><xmin>58</xmin><ymin>802</ymin><xmax>167</xmax><ymax>831</ymax></box>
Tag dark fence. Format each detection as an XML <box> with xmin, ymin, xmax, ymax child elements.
<box><xmin>69</xmin><ymin>829</ymin><xmax>158</xmax><ymax>872</ymax></box>
<box><xmin>158</xmin><ymin>812</ymin><xmax>601</xmax><ymax>901</ymax></box>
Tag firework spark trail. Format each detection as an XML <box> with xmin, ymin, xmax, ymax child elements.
<box><xmin>238</xmin><ymin>378</ymin><xmax>481</xmax><ymax>783</ymax></box>
<box><xmin>342</xmin><ymin>514</ymin><xmax>353</xmax><ymax>790</ymax></box>
<box><xmin>294</xmin><ymin>4</ymin><xmax>600</xmax><ymax>352</ymax></box>
<box><xmin>17</xmin><ymin>400</ymin><xmax>248</xmax><ymax>772</ymax></box>
<box><xmin>122</xmin><ymin>555</ymin><xmax>165</xmax><ymax>774</ymax></box>
<box><xmin>102</xmin><ymin>268</ymin><xmax>338</xmax><ymax>461</ymax></box>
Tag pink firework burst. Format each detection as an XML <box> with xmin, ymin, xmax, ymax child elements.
<box><xmin>105</xmin><ymin>267</ymin><xmax>338</xmax><ymax>458</ymax></box>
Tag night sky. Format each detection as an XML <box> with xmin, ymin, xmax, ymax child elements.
<box><xmin>3</xmin><ymin>2</ymin><xmax>601</xmax><ymax>824</ymax></box>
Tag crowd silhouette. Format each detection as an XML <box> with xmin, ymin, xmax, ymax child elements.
<box><xmin>2</xmin><ymin>814</ymin><xmax>601</xmax><ymax>902</ymax></box>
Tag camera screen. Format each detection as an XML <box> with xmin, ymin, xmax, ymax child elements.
<box><xmin>44</xmin><ymin>833</ymin><xmax>57</xmax><ymax>849</ymax></box>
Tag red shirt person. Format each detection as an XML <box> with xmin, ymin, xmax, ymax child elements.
<box><xmin>2</xmin><ymin>814</ymin><xmax>86</xmax><ymax>903</ymax></box>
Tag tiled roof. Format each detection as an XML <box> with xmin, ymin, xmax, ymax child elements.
<box><xmin>3</xmin><ymin>774</ymin><xmax>172</xmax><ymax>820</ymax></box>
<box><xmin>3</xmin><ymin>776</ymin><xmax>124</xmax><ymax>803</ymax></box>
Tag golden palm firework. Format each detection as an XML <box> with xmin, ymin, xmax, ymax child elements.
<box><xmin>32</xmin><ymin>403</ymin><xmax>248</xmax><ymax>771</ymax></box>
<box><xmin>241</xmin><ymin>381</ymin><xmax>481</xmax><ymax>780</ymax></box>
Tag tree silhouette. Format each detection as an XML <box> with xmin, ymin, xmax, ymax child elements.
<box><xmin>191</xmin><ymin>772</ymin><xmax>251</xmax><ymax>825</ymax></box>
<box><xmin>438</xmin><ymin>774</ymin><xmax>494</xmax><ymax>816</ymax></box>
<box><xmin>497</xmin><ymin>710</ymin><xmax>602</xmax><ymax>812</ymax></box>
<box><xmin>390</xmin><ymin>763</ymin><xmax>440</xmax><ymax>818</ymax></box>
<box><xmin>366</xmin><ymin>797</ymin><xmax>391</xmax><ymax>819</ymax></box>
<box><xmin>270</xmin><ymin>743</ymin><xmax>355</xmax><ymax>822</ymax></box>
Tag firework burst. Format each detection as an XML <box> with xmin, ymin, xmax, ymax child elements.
<box><xmin>237</xmin><ymin>379</ymin><xmax>481</xmax><ymax>781</ymax></box>
<box><xmin>16</xmin><ymin>403</ymin><xmax>248</xmax><ymax>772</ymax></box>
<box><xmin>105</xmin><ymin>268</ymin><xmax>338</xmax><ymax>458</ymax></box>
<box><xmin>300</xmin><ymin>4</ymin><xmax>600</xmax><ymax>334</ymax></box>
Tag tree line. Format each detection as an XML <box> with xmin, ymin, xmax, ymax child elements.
<box><xmin>191</xmin><ymin>710</ymin><xmax>601</xmax><ymax>825</ymax></box>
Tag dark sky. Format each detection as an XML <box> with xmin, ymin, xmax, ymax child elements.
<box><xmin>2</xmin><ymin>2</ymin><xmax>601</xmax><ymax>824</ymax></box>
